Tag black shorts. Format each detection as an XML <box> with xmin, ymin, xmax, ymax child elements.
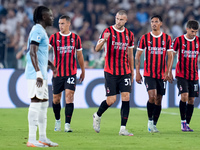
<box><xmin>52</xmin><ymin>75</ymin><xmax>76</xmax><ymax>94</ymax></box>
<box><xmin>176</xmin><ymin>77</ymin><xmax>199</xmax><ymax>97</ymax></box>
<box><xmin>104</xmin><ymin>72</ymin><xmax>132</xmax><ymax>96</ymax></box>
<box><xmin>144</xmin><ymin>76</ymin><xmax>166</xmax><ymax>95</ymax></box>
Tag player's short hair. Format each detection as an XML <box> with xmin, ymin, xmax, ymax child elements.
<box><xmin>33</xmin><ymin>6</ymin><xmax>50</xmax><ymax>24</ymax></box>
<box><xmin>186</xmin><ymin>20</ymin><xmax>199</xmax><ymax>30</ymax></box>
<box><xmin>151</xmin><ymin>15</ymin><xmax>162</xmax><ymax>22</ymax></box>
<box><xmin>116</xmin><ymin>10</ymin><xmax>127</xmax><ymax>16</ymax></box>
<box><xmin>59</xmin><ymin>15</ymin><xmax>71</xmax><ymax>22</ymax></box>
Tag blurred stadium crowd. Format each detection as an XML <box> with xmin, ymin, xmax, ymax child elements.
<box><xmin>0</xmin><ymin>0</ymin><xmax>200</xmax><ymax>69</ymax></box>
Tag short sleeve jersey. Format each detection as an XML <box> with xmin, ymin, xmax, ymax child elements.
<box><xmin>137</xmin><ymin>32</ymin><xmax>173</xmax><ymax>79</ymax></box>
<box><xmin>172</xmin><ymin>34</ymin><xmax>200</xmax><ymax>80</ymax></box>
<box><xmin>25</xmin><ymin>24</ymin><xmax>49</xmax><ymax>80</ymax></box>
<box><xmin>49</xmin><ymin>32</ymin><xmax>82</xmax><ymax>77</ymax></box>
<box><xmin>99</xmin><ymin>25</ymin><xmax>134</xmax><ymax>75</ymax></box>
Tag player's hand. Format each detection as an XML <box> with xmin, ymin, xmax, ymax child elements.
<box><xmin>104</xmin><ymin>33</ymin><xmax>110</xmax><ymax>41</ymax></box>
<box><xmin>52</xmin><ymin>67</ymin><xmax>58</xmax><ymax>77</ymax></box>
<box><xmin>36</xmin><ymin>77</ymin><xmax>43</xmax><ymax>87</ymax></box>
<box><xmin>136</xmin><ymin>73</ymin><xmax>143</xmax><ymax>84</ymax></box>
<box><xmin>79</xmin><ymin>71</ymin><xmax>85</xmax><ymax>83</ymax></box>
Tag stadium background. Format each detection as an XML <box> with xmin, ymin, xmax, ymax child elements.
<box><xmin>1</xmin><ymin>0</ymin><xmax>200</xmax><ymax>108</ymax></box>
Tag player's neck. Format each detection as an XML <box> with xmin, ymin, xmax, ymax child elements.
<box><xmin>61</xmin><ymin>30</ymin><xmax>70</xmax><ymax>35</ymax></box>
<box><xmin>152</xmin><ymin>30</ymin><xmax>161</xmax><ymax>36</ymax></box>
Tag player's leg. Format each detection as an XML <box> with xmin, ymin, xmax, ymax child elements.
<box><xmin>93</xmin><ymin>72</ymin><xmax>117</xmax><ymax>133</ymax></box>
<box><xmin>144</xmin><ymin>77</ymin><xmax>157</xmax><ymax>132</ymax></box>
<box><xmin>38</xmin><ymin>81</ymin><xmax>58</xmax><ymax>147</ymax></box>
<box><xmin>26</xmin><ymin>79</ymin><xmax>46</xmax><ymax>147</ymax></box>
<box><xmin>177</xmin><ymin>77</ymin><xmax>189</xmax><ymax>131</ymax></box>
<box><xmin>119</xmin><ymin>92</ymin><xmax>133</xmax><ymax>136</ymax></box>
<box><xmin>93</xmin><ymin>95</ymin><xmax>116</xmax><ymax>133</ymax></box>
<box><xmin>186</xmin><ymin>97</ymin><xmax>195</xmax><ymax>131</ymax></box>
<box><xmin>64</xmin><ymin>89</ymin><xmax>75</xmax><ymax>132</ymax></box>
<box><xmin>52</xmin><ymin>76</ymin><xmax>65</xmax><ymax>131</ymax></box>
<box><xmin>186</xmin><ymin>80</ymin><xmax>198</xmax><ymax>131</ymax></box>
<box><xmin>52</xmin><ymin>93</ymin><xmax>62</xmax><ymax>131</ymax></box>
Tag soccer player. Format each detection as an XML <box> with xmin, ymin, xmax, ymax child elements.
<box><xmin>135</xmin><ymin>15</ymin><xmax>173</xmax><ymax>133</ymax></box>
<box><xmin>172</xmin><ymin>20</ymin><xmax>200</xmax><ymax>132</ymax></box>
<box><xmin>92</xmin><ymin>10</ymin><xmax>134</xmax><ymax>136</ymax></box>
<box><xmin>25</xmin><ymin>6</ymin><xmax>58</xmax><ymax>147</ymax></box>
<box><xmin>49</xmin><ymin>15</ymin><xmax>85</xmax><ymax>132</ymax></box>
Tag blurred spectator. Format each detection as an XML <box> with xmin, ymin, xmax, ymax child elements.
<box><xmin>0</xmin><ymin>0</ymin><xmax>200</xmax><ymax>69</ymax></box>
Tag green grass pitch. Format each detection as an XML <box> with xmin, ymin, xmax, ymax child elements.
<box><xmin>0</xmin><ymin>107</ymin><xmax>200</xmax><ymax>150</ymax></box>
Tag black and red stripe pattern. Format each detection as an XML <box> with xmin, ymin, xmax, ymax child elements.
<box><xmin>172</xmin><ymin>35</ymin><xmax>200</xmax><ymax>80</ymax></box>
<box><xmin>137</xmin><ymin>32</ymin><xmax>172</xmax><ymax>79</ymax></box>
<box><xmin>100</xmin><ymin>26</ymin><xmax>134</xmax><ymax>75</ymax></box>
<box><xmin>49</xmin><ymin>32</ymin><xmax>82</xmax><ymax>77</ymax></box>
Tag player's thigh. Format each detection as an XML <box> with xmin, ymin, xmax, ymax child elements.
<box><xmin>156</xmin><ymin>79</ymin><xmax>166</xmax><ymax>95</ymax></box>
<box><xmin>65</xmin><ymin>89</ymin><xmax>75</xmax><ymax>103</ymax></box>
<box><xmin>52</xmin><ymin>77</ymin><xmax>65</xmax><ymax>94</ymax></box>
<box><xmin>104</xmin><ymin>72</ymin><xmax>118</xmax><ymax>96</ymax></box>
<box><xmin>188</xmin><ymin>80</ymin><xmax>199</xmax><ymax>97</ymax></box>
<box><xmin>144</xmin><ymin>77</ymin><xmax>157</xmax><ymax>91</ymax></box>
<box><xmin>177</xmin><ymin>77</ymin><xmax>189</xmax><ymax>96</ymax></box>
<box><xmin>118</xmin><ymin>73</ymin><xmax>132</xmax><ymax>93</ymax></box>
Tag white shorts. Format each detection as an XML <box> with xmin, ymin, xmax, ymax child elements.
<box><xmin>27</xmin><ymin>79</ymin><xmax>49</xmax><ymax>100</ymax></box>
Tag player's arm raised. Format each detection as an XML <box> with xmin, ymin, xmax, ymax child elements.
<box><xmin>135</xmin><ymin>50</ymin><xmax>143</xmax><ymax>84</ymax></box>
<box><xmin>95</xmin><ymin>32</ymin><xmax>110</xmax><ymax>52</ymax></box>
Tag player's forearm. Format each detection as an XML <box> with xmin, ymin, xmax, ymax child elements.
<box><xmin>77</xmin><ymin>53</ymin><xmax>85</xmax><ymax>73</ymax></box>
<box><xmin>167</xmin><ymin>51</ymin><xmax>174</xmax><ymax>73</ymax></box>
<box><xmin>95</xmin><ymin>39</ymin><xmax>106</xmax><ymax>52</ymax></box>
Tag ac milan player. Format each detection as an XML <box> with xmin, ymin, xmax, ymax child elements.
<box><xmin>135</xmin><ymin>15</ymin><xmax>173</xmax><ymax>133</ymax></box>
<box><xmin>172</xmin><ymin>20</ymin><xmax>200</xmax><ymax>132</ymax></box>
<box><xmin>92</xmin><ymin>10</ymin><xmax>134</xmax><ymax>136</ymax></box>
<box><xmin>49</xmin><ymin>15</ymin><xmax>85</xmax><ymax>132</ymax></box>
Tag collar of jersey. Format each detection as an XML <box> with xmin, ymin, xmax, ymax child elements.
<box><xmin>59</xmin><ymin>31</ymin><xmax>71</xmax><ymax>36</ymax></box>
<box><xmin>184</xmin><ymin>34</ymin><xmax>196</xmax><ymax>41</ymax></box>
<box><xmin>112</xmin><ymin>25</ymin><xmax>125</xmax><ymax>32</ymax></box>
<box><xmin>150</xmin><ymin>31</ymin><xmax>162</xmax><ymax>38</ymax></box>
<box><xmin>36</xmin><ymin>24</ymin><xmax>45</xmax><ymax>32</ymax></box>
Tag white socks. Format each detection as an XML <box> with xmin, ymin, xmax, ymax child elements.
<box><xmin>28</xmin><ymin>102</ymin><xmax>41</xmax><ymax>142</ymax></box>
<box><xmin>28</xmin><ymin>101</ymin><xmax>49</xmax><ymax>142</ymax></box>
<box><xmin>38</xmin><ymin>101</ymin><xmax>49</xmax><ymax>140</ymax></box>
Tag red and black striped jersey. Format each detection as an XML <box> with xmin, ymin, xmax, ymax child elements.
<box><xmin>99</xmin><ymin>26</ymin><xmax>134</xmax><ymax>75</ymax></box>
<box><xmin>137</xmin><ymin>32</ymin><xmax>173</xmax><ymax>79</ymax></box>
<box><xmin>49</xmin><ymin>32</ymin><xmax>82</xmax><ymax>77</ymax></box>
<box><xmin>172</xmin><ymin>34</ymin><xmax>200</xmax><ymax>80</ymax></box>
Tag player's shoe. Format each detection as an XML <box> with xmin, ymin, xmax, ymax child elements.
<box><xmin>54</xmin><ymin>120</ymin><xmax>61</xmax><ymax>131</ymax></box>
<box><xmin>65</xmin><ymin>123</ymin><xmax>73</xmax><ymax>132</ymax></box>
<box><xmin>119</xmin><ymin>129</ymin><xmax>134</xmax><ymax>136</ymax></box>
<box><xmin>27</xmin><ymin>141</ymin><xmax>48</xmax><ymax>147</ymax></box>
<box><xmin>186</xmin><ymin>124</ymin><xmax>193</xmax><ymax>132</ymax></box>
<box><xmin>152</xmin><ymin>125</ymin><xmax>159</xmax><ymax>132</ymax></box>
<box><xmin>148</xmin><ymin>120</ymin><xmax>154</xmax><ymax>133</ymax></box>
<box><xmin>39</xmin><ymin>138</ymin><xmax>58</xmax><ymax>147</ymax></box>
<box><xmin>181</xmin><ymin>121</ymin><xmax>187</xmax><ymax>132</ymax></box>
<box><xmin>93</xmin><ymin>112</ymin><xmax>101</xmax><ymax>133</ymax></box>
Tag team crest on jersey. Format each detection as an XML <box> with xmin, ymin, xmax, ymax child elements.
<box><xmin>126</xmin><ymin>35</ymin><xmax>129</xmax><ymax>40</ymax></box>
<box><xmin>37</xmin><ymin>36</ymin><xmax>41</xmax><ymax>41</ymax></box>
<box><xmin>146</xmin><ymin>83</ymin><xmax>148</xmax><ymax>89</ymax></box>
<box><xmin>162</xmin><ymin>41</ymin><xmax>165</xmax><ymax>45</ymax></box>
<box><xmin>107</xmin><ymin>87</ymin><xmax>110</xmax><ymax>94</ymax></box>
<box><xmin>71</xmin><ymin>38</ymin><xmax>74</xmax><ymax>43</ymax></box>
<box><xmin>179</xmin><ymin>85</ymin><xmax>182</xmax><ymax>91</ymax></box>
<box><xmin>196</xmin><ymin>44</ymin><xmax>199</xmax><ymax>48</ymax></box>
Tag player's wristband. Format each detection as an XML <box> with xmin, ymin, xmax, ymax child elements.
<box><xmin>36</xmin><ymin>71</ymin><xmax>43</xmax><ymax>79</ymax></box>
